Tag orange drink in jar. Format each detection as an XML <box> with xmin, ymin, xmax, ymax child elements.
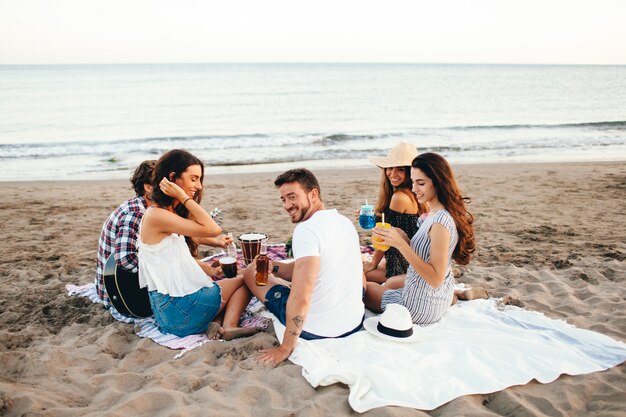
<box><xmin>372</xmin><ymin>222</ymin><xmax>391</xmax><ymax>251</ymax></box>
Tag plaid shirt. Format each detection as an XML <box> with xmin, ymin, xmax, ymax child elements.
<box><xmin>95</xmin><ymin>196</ymin><xmax>146</xmax><ymax>305</ymax></box>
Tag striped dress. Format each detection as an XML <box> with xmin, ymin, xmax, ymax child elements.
<box><xmin>381</xmin><ymin>210</ymin><xmax>458</xmax><ymax>325</ymax></box>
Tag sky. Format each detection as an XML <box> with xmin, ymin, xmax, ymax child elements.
<box><xmin>1</xmin><ymin>0</ymin><xmax>625</xmax><ymax>65</ymax></box>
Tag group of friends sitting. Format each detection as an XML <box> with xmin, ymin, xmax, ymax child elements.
<box><xmin>95</xmin><ymin>143</ymin><xmax>483</xmax><ymax>366</ymax></box>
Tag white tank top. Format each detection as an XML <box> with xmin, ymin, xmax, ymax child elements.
<box><xmin>138</xmin><ymin>232</ymin><xmax>214</xmax><ymax>296</ymax></box>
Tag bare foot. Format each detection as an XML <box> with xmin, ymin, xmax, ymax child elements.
<box><xmin>207</xmin><ymin>322</ymin><xmax>222</xmax><ymax>340</ymax></box>
<box><xmin>451</xmin><ymin>294</ymin><xmax>459</xmax><ymax>306</ymax></box>
<box><xmin>220</xmin><ymin>326</ymin><xmax>263</xmax><ymax>341</ymax></box>
<box><xmin>455</xmin><ymin>287</ymin><xmax>489</xmax><ymax>300</ymax></box>
<box><xmin>498</xmin><ymin>295</ymin><xmax>523</xmax><ymax>307</ymax></box>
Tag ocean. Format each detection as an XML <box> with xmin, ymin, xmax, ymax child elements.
<box><xmin>1</xmin><ymin>63</ymin><xmax>625</xmax><ymax>181</ymax></box>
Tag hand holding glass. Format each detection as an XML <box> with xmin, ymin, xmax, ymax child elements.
<box><xmin>372</xmin><ymin>222</ymin><xmax>391</xmax><ymax>251</ymax></box>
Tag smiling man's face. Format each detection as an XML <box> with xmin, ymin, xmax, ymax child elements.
<box><xmin>278</xmin><ymin>182</ymin><xmax>316</xmax><ymax>223</ymax></box>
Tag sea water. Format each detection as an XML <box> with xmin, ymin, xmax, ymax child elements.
<box><xmin>1</xmin><ymin>63</ymin><xmax>625</xmax><ymax>181</ymax></box>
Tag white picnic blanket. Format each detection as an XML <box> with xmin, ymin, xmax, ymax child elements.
<box><xmin>266</xmin><ymin>298</ymin><xmax>626</xmax><ymax>412</ymax></box>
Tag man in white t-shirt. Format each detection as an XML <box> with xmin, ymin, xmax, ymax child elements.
<box><xmin>243</xmin><ymin>168</ymin><xmax>365</xmax><ymax>366</ymax></box>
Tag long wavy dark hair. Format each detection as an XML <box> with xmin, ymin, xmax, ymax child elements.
<box><xmin>411</xmin><ymin>153</ymin><xmax>475</xmax><ymax>265</ymax></box>
<box><xmin>150</xmin><ymin>149</ymin><xmax>205</xmax><ymax>257</ymax></box>
<box><xmin>375</xmin><ymin>166</ymin><xmax>427</xmax><ymax>215</ymax></box>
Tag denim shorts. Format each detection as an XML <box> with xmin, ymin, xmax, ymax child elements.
<box><xmin>264</xmin><ymin>285</ymin><xmax>363</xmax><ymax>340</ymax></box>
<box><xmin>149</xmin><ymin>285</ymin><xmax>222</xmax><ymax>337</ymax></box>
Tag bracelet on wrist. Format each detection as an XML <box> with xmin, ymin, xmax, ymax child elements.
<box><xmin>182</xmin><ymin>197</ymin><xmax>192</xmax><ymax>206</ymax></box>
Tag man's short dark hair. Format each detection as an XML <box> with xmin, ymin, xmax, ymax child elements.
<box><xmin>130</xmin><ymin>160</ymin><xmax>156</xmax><ymax>197</ymax></box>
<box><xmin>274</xmin><ymin>168</ymin><xmax>322</xmax><ymax>199</ymax></box>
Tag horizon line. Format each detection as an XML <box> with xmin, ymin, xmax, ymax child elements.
<box><xmin>1</xmin><ymin>61</ymin><xmax>626</xmax><ymax>67</ymax></box>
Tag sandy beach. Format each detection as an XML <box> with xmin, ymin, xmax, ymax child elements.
<box><xmin>1</xmin><ymin>161</ymin><xmax>625</xmax><ymax>416</ymax></box>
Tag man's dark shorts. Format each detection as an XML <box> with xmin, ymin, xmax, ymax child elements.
<box><xmin>264</xmin><ymin>284</ymin><xmax>363</xmax><ymax>340</ymax></box>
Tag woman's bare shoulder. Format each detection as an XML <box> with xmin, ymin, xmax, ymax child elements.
<box><xmin>389</xmin><ymin>190</ymin><xmax>418</xmax><ymax>213</ymax></box>
<box><xmin>143</xmin><ymin>206</ymin><xmax>174</xmax><ymax>222</ymax></box>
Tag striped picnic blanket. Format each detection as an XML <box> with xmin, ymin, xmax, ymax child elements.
<box><xmin>68</xmin><ymin>244</ymin><xmax>374</xmax><ymax>358</ymax></box>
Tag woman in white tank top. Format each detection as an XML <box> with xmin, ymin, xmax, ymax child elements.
<box><xmin>139</xmin><ymin>149</ymin><xmax>253</xmax><ymax>338</ymax></box>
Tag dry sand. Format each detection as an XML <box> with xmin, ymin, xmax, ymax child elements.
<box><xmin>1</xmin><ymin>161</ymin><xmax>625</xmax><ymax>416</ymax></box>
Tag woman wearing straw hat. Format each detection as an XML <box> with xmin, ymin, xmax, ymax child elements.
<box><xmin>364</xmin><ymin>153</ymin><xmax>477</xmax><ymax>325</ymax></box>
<box><xmin>364</xmin><ymin>143</ymin><xmax>428</xmax><ymax>284</ymax></box>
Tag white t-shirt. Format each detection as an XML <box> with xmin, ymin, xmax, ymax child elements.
<box><xmin>292</xmin><ymin>209</ymin><xmax>364</xmax><ymax>337</ymax></box>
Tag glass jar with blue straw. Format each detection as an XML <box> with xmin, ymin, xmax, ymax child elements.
<box><xmin>359</xmin><ymin>200</ymin><xmax>376</xmax><ymax>230</ymax></box>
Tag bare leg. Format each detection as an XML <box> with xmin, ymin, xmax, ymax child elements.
<box><xmin>455</xmin><ymin>287</ymin><xmax>490</xmax><ymax>300</ymax></box>
<box><xmin>221</xmin><ymin>285</ymin><xmax>251</xmax><ymax>328</ymax></box>
<box><xmin>220</xmin><ymin>285</ymin><xmax>261</xmax><ymax>340</ymax></box>
<box><xmin>365</xmin><ymin>267</ymin><xmax>388</xmax><ymax>284</ymax></box>
<box><xmin>216</xmin><ymin>276</ymin><xmax>246</xmax><ymax>308</ymax></box>
<box><xmin>383</xmin><ymin>274</ymin><xmax>406</xmax><ymax>289</ymax></box>
<box><xmin>364</xmin><ymin>282</ymin><xmax>387</xmax><ymax>313</ymax></box>
<box><xmin>211</xmin><ymin>277</ymin><xmax>260</xmax><ymax>340</ymax></box>
<box><xmin>242</xmin><ymin>262</ymin><xmax>287</xmax><ymax>303</ymax></box>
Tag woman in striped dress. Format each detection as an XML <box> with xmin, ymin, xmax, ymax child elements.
<box><xmin>364</xmin><ymin>153</ymin><xmax>476</xmax><ymax>325</ymax></box>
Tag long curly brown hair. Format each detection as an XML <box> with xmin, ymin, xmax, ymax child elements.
<box><xmin>411</xmin><ymin>153</ymin><xmax>475</xmax><ymax>265</ymax></box>
<box><xmin>150</xmin><ymin>149</ymin><xmax>204</xmax><ymax>258</ymax></box>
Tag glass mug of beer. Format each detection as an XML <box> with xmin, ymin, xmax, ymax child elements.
<box><xmin>219</xmin><ymin>256</ymin><xmax>237</xmax><ymax>278</ymax></box>
<box><xmin>219</xmin><ymin>232</ymin><xmax>238</xmax><ymax>278</ymax></box>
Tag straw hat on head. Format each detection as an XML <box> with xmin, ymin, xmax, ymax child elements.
<box><xmin>367</xmin><ymin>142</ymin><xmax>418</xmax><ymax>168</ymax></box>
